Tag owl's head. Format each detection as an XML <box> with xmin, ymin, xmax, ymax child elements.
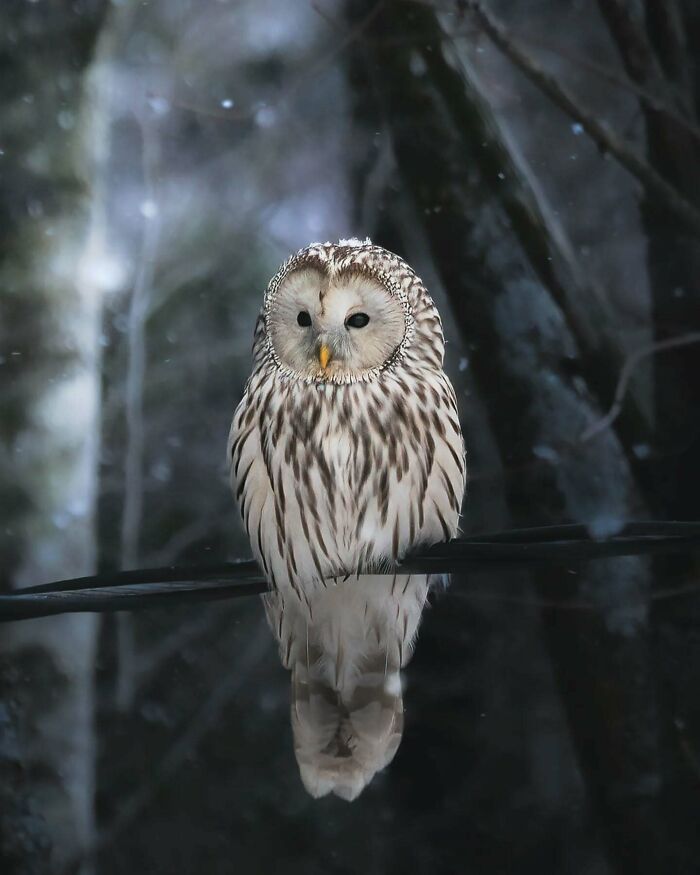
<box><xmin>262</xmin><ymin>240</ymin><xmax>442</xmax><ymax>383</ymax></box>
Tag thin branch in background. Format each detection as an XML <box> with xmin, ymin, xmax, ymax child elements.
<box><xmin>644</xmin><ymin>0</ymin><xmax>694</xmax><ymax>98</ymax></box>
<box><xmin>442</xmin><ymin>36</ymin><xmax>621</xmax><ymax>361</ymax></box>
<box><xmin>121</xmin><ymin>112</ymin><xmax>160</xmax><ymax>568</ymax></box>
<box><xmin>404</xmin><ymin>4</ymin><xmax>654</xmax><ymax>452</ymax></box>
<box><xmin>145</xmin><ymin>516</ymin><xmax>222</xmax><ymax>567</ymax></box>
<box><xmin>591</xmin><ymin>0</ymin><xmax>668</xmax><ymax>86</ymax></box>
<box><xmin>581</xmin><ymin>332</ymin><xmax>700</xmax><ymax>441</ymax></box>
<box><xmin>310</xmin><ymin>0</ymin><xmax>344</xmax><ymax>29</ymax></box>
<box><xmin>456</xmin><ymin>0</ymin><xmax>700</xmax><ymax>236</ymax></box>
<box><xmin>277</xmin><ymin>0</ymin><xmax>386</xmax><ymax>109</ymax></box>
<box><xmin>163</xmin><ymin>0</ymin><xmax>385</xmax><ymax>127</ymax></box>
<box><xmin>351</xmin><ymin>1</ymin><xmax>694</xmax><ymax>116</ymax></box>
<box><xmin>510</xmin><ymin>33</ymin><xmax>700</xmax><ymax>147</ymax></box>
<box><xmin>143</xmin><ymin>113</ymin><xmax>355</xmax><ymax>322</ymax></box>
<box><xmin>117</xmin><ymin>108</ymin><xmax>161</xmax><ymax>712</ymax></box>
<box><xmin>132</xmin><ymin>605</ymin><xmax>235</xmax><ymax>697</ymax></box>
<box><xmin>101</xmin><ymin>344</ymin><xmax>250</xmax><ymax>425</ymax></box>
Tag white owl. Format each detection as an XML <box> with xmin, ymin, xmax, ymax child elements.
<box><xmin>228</xmin><ymin>240</ymin><xmax>465</xmax><ymax>800</ymax></box>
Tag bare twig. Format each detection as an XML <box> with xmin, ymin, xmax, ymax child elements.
<box><xmin>309</xmin><ymin>3</ymin><xmax>700</xmax><ymax>143</ymax></box>
<box><xmin>644</xmin><ymin>0</ymin><xmax>694</xmax><ymax>97</ymax></box>
<box><xmin>162</xmin><ymin>0</ymin><xmax>385</xmax><ymax>127</ymax></box>
<box><xmin>121</xmin><ymin>112</ymin><xmax>160</xmax><ymax>569</ymax></box>
<box><xmin>402</xmin><ymin>7</ymin><xmax>653</xmax><ymax>450</ymax></box>
<box><xmin>439</xmin><ymin>38</ymin><xmax>631</xmax><ymax>385</ymax></box>
<box><xmin>117</xmin><ymin>109</ymin><xmax>161</xmax><ymax>712</ymax></box>
<box><xmin>582</xmin><ymin>332</ymin><xmax>700</xmax><ymax>441</ymax></box>
<box><xmin>509</xmin><ymin>33</ymin><xmax>700</xmax><ymax>147</ymax></box>
<box><xmin>146</xmin><ymin>516</ymin><xmax>222</xmax><ymax>566</ymax></box>
<box><xmin>594</xmin><ymin>0</ymin><xmax>668</xmax><ymax>85</ymax></box>
<box><xmin>598</xmin><ymin>0</ymin><xmax>694</xmax><ymax>116</ymax></box>
<box><xmin>133</xmin><ymin>605</ymin><xmax>236</xmax><ymax>696</ymax></box>
<box><xmin>310</xmin><ymin>0</ymin><xmax>344</xmax><ymax>29</ymax></box>
<box><xmin>461</xmin><ymin>0</ymin><xmax>700</xmax><ymax>235</ymax></box>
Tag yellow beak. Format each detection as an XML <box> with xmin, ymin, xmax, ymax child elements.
<box><xmin>318</xmin><ymin>344</ymin><xmax>331</xmax><ymax>370</ymax></box>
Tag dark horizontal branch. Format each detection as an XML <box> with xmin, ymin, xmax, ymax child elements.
<box><xmin>2</xmin><ymin>522</ymin><xmax>700</xmax><ymax>622</ymax></box>
<box><xmin>0</xmin><ymin>578</ymin><xmax>267</xmax><ymax>622</ymax></box>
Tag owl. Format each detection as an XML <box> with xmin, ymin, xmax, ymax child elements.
<box><xmin>228</xmin><ymin>239</ymin><xmax>465</xmax><ymax>800</ymax></box>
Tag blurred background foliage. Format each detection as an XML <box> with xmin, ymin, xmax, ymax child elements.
<box><xmin>1</xmin><ymin>1</ymin><xmax>699</xmax><ymax>873</ymax></box>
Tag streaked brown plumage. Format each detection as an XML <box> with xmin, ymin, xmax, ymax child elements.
<box><xmin>229</xmin><ymin>239</ymin><xmax>465</xmax><ymax>799</ymax></box>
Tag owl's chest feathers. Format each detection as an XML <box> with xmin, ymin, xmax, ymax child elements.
<box><xmin>255</xmin><ymin>372</ymin><xmax>439</xmax><ymax>584</ymax></box>
<box><xmin>267</xmin><ymin>381</ymin><xmax>379</xmax><ymax>531</ymax></box>
<box><xmin>236</xmin><ymin>362</ymin><xmax>463</xmax><ymax>597</ymax></box>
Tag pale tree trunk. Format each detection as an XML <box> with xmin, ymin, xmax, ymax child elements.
<box><xmin>116</xmin><ymin>114</ymin><xmax>161</xmax><ymax>713</ymax></box>
<box><xmin>0</xmin><ymin>2</ymin><xmax>111</xmax><ymax>871</ymax></box>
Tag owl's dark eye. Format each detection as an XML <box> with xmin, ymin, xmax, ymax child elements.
<box><xmin>297</xmin><ymin>311</ymin><xmax>312</xmax><ymax>327</ymax></box>
<box><xmin>346</xmin><ymin>312</ymin><xmax>370</xmax><ymax>329</ymax></box>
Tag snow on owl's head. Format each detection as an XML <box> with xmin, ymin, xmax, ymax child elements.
<box><xmin>263</xmin><ymin>239</ymin><xmax>431</xmax><ymax>383</ymax></box>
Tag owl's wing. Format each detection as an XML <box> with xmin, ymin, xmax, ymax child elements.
<box><xmin>228</xmin><ymin>386</ymin><xmax>276</xmax><ymax>581</ymax></box>
<box><xmin>372</xmin><ymin>368</ymin><xmax>465</xmax><ymax>559</ymax></box>
<box><xmin>426</xmin><ymin>371</ymin><xmax>466</xmax><ymax>536</ymax></box>
<box><xmin>228</xmin><ymin>304</ymin><xmax>296</xmax><ymax>593</ymax></box>
<box><xmin>229</xmin><ymin>369</ymin><xmax>305</xmax><ymax>674</ymax></box>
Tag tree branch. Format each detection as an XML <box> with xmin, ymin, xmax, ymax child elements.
<box><xmin>582</xmin><ymin>332</ymin><xmax>700</xmax><ymax>441</ymax></box>
<box><xmin>506</xmin><ymin>32</ymin><xmax>700</xmax><ymax>147</ymax></box>
<box><xmin>415</xmin><ymin>27</ymin><xmax>654</xmax><ymax>451</ymax></box>
<box><xmin>2</xmin><ymin>522</ymin><xmax>699</xmax><ymax>620</ymax></box>
<box><xmin>462</xmin><ymin>0</ymin><xmax>700</xmax><ymax>235</ymax></box>
<box><xmin>644</xmin><ymin>0</ymin><xmax>694</xmax><ymax>98</ymax></box>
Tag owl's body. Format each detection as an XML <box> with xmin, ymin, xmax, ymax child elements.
<box><xmin>229</xmin><ymin>240</ymin><xmax>465</xmax><ymax>800</ymax></box>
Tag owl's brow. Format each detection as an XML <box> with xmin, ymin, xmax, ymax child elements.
<box><xmin>317</xmin><ymin>275</ymin><xmax>331</xmax><ymax>309</ymax></box>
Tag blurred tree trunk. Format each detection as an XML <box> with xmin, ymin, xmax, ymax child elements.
<box><xmin>0</xmin><ymin>2</ymin><xmax>111</xmax><ymax>872</ymax></box>
<box><xmin>597</xmin><ymin>0</ymin><xmax>700</xmax><ymax>519</ymax></box>
<box><xmin>345</xmin><ymin>1</ymin><xmax>696</xmax><ymax>872</ymax></box>
<box><xmin>597</xmin><ymin>1</ymin><xmax>700</xmax><ymax>848</ymax></box>
<box><xmin>681</xmin><ymin>1</ymin><xmax>700</xmax><ymax>115</ymax></box>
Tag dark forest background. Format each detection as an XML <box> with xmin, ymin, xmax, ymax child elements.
<box><xmin>1</xmin><ymin>1</ymin><xmax>700</xmax><ymax>873</ymax></box>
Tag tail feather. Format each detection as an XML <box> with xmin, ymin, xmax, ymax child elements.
<box><xmin>291</xmin><ymin>652</ymin><xmax>403</xmax><ymax>801</ymax></box>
